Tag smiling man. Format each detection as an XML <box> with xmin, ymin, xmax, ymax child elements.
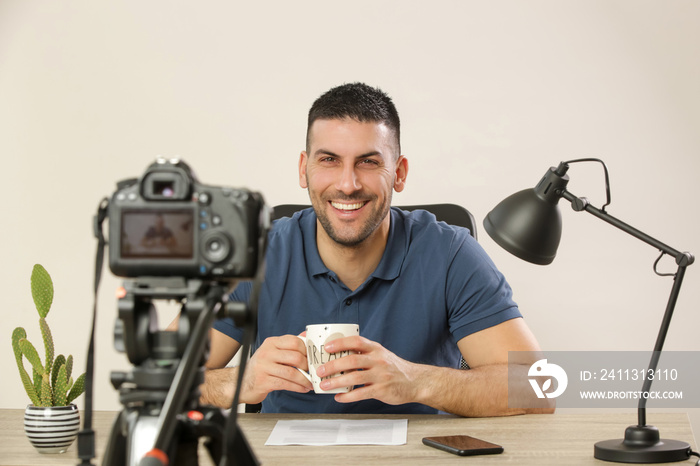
<box><xmin>299</xmin><ymin>116</ymin><xmax>407</xmax><ymax>291</ymax></box>
<box><xmin>204</xmin><ymin>83</ymin><xmax>549</xmax><ymax>416</ymax></box>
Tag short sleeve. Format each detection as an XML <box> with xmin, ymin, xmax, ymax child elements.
<box><xmin>445</xmin><ymin>231</ymin><xmax>522</xmax><ymax>342</ymax></box>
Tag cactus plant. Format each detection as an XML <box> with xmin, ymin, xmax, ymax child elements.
<box><xmin>12</xmin><ymin>264</ymin><xmax>85</xmax><ymax>407</ymax></box>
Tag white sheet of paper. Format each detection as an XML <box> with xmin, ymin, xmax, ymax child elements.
<box><xmin>264</xmin><ymin>419</ymin><xmax>408</xmax><ymax>446</ymax></box>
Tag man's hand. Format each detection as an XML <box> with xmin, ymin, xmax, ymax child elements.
<box><xmin>310</xmin><ymin>319</ymin><xmax>553</xmax><ymax>417</ymax></box>
<box><xmin>239</xmin><ymin>334</ymin><xmax>313</xmax><ymax>405</ymax></box>
<box><xmin>315</xmin><ymin>335</ymin><xmax>424</xmax><ymax>406</ymax></box>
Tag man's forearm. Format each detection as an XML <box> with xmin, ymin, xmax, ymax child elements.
<box><xmin>413</xmin><ymin>363</ymin><xmax>554</xmax><ymax>417</ymax></box>
<box><xmin>200</xmin><ymin>366</ymin><xmax>239</xmax><ymax>408</ymax></box>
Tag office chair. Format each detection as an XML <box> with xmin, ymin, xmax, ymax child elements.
<box><xmin>244</xmin><ymin>203</ymin><xmax>476</xmax><ymax>412</ymax></box>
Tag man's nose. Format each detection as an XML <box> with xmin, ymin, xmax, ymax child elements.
<box><xmin>335</xmin><ymin>165</ymin><xmax>361</xmax><ymax>194</ymax></box>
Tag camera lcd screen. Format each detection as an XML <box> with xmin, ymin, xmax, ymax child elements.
<box><xmin>120</xmin><ymin>210</ymin><xmax>194</xmax><ymax>259</ymax></box>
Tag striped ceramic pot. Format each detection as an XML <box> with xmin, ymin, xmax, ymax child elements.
<box><xmin>23</xmin><ymin>404</ymin><xmax>80</xmax><ymax>454</ymax></box>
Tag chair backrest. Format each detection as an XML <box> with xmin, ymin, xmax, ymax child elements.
<box><xmin>272</xmin><ymin>203</ymin><xmax>477</xmax><ymax>240</ymax></box>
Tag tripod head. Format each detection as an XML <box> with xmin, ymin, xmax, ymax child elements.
<box><xmin>111</xmin><ymin>278</ymin><xmax>233</xmax><ymax>404</ymax></box>
<box><xmin>103</xmin><ymin>277</ymin><xmax>256</xmax><ymax>466</ymax></box>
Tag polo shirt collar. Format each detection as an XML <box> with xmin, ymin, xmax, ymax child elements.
<box><xmin>370</xmin><ymin>208</ymin><xmax>406</xmax><ymax>281</ymax></box>
<box><xmin>300</xmin><ymin>207</ymin><xmax>406</xmax><ymax>282</ymax></box>
<box><xmin>299</xmin><ymin>208</ymin><xmax>329</xmax><ymax>277</ymax></box>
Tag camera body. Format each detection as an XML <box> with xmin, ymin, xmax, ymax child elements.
<box><xmin>108</xmin><ymin>158</ymin><xmax>268</xmax><ymax>279</ymax></box>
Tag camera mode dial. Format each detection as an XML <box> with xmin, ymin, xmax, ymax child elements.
<box><xmin>201</xmin><ymin>230</ymin><xmax>233</xmax><ymax>264</ymax></box>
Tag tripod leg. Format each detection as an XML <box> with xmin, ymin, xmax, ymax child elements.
<box><xmin>102</xmin><ymin>411</ymin><xmax>127</xmax><ymax>466</ymax></box>
<box><xmin>170</xmin><ymin>436</ymin><xmax>199</xmax><ymax>466</ymax></box>
<box><xmin>223</xmin><ymin>424</ymin><xmax>259</xmax><ymax>466</ymax></box>
<box><xmin>197</xmin><ymin>407</ymin><xmax>226</xmax><ymax>465</ymax></box>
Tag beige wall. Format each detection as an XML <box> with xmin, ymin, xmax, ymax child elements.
<box><xmin>2</xmin><ymin>0</ymin><xmax>698</xmax><ymax>435</ymax></box>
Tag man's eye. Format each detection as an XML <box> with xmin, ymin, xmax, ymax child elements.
<box><xmin>359</xmin><ymin>159</ymin><xmax>379</xmax><ymax>165</ymax></box>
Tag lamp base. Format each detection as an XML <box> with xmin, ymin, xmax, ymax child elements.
<box><xmin>594</xmin><ymin>425</ymin><xmax>691</xmax><ymax>463</ymax></box>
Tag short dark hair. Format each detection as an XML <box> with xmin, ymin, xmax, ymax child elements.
<box><xmin>306</xmin><ymin>82</ymin><xmax>401</xmax><ymax>156</ymax></box>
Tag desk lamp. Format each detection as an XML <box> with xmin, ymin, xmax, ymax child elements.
<box><xmin>483</xmin><ymin>159</ymin><xmax>694</xmax><ymax>463</ymax></box>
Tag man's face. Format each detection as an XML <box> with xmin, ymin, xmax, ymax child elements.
<box><xmin>299</xmin><ymin>118</ymin><xmax>407</xmax><ymax>247</ymax></box>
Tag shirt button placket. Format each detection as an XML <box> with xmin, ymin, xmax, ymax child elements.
<box><xmin>340</xmin><ymin>296</ymin><xmax>359</xmax><ymax>322</ymax></box>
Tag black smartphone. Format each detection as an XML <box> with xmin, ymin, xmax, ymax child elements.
<box><xmin>422</xmin><ymin>435</ymin><xmax>504</xmax><ymax>456</ymax></box>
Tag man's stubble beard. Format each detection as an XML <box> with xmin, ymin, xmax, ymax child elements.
<box><xmin>307</xmin><ymin>175</ymin><xmax>392</xmax><ymax>249</ymax></box>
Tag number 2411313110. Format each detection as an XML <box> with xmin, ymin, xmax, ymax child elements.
<box><xmin>580</xmin><ymin>368</ymin><xmax>678</xmax><ymax>382</ymax></box>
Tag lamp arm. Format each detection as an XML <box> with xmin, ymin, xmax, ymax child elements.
<box><xmin>559</xmin><ymin>190</ymin><xmax>694</xmax><ymax>266</ymax></box>
<box><xmin>560</xmin><ymin>189</ymin><xmax>694</xmax><ymax>427</ymax></box>
<box><xmin>636</xmin><ymin>263</ymin><xmax>687</xmax><ymax>426</ymax></box>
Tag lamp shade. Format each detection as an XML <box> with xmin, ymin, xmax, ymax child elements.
<box><xmin>483</xmin><ymin>165</ymin><xmax>570</xmax><ymax>265</ymax></box>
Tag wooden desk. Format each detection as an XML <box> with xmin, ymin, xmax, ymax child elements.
<box><xmin>0</xmin><ymin>410</ymin><xmax>696</xmax><ymax>465</ymax></box>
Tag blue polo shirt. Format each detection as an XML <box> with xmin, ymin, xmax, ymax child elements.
<box><xmin>213</xmin><ymin>207</ymin><xmax>521</xmax><ymax>414</ymax></box>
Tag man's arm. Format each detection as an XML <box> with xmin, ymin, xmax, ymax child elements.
<box><xmin>199</xmin><ymin>330</ymin><xmax>241</xmax><ymax>407</ymax></box>
<box><xmin>200</xmin><ymin>329</ymin><xmax>312</xmax><ymax>408</ymax></box>
<box><xmin>167</xmin><ymin>316</ymin><xmax>312</xmax><ymax>408</ymax></box>
<box><xmin>317</xmin><ymin>317</ymin><xmax>554</xmax><ymax>417</ymax></box>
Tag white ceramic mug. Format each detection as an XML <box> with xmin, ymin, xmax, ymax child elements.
<box><xmin>296</xmin><ymin>323</ymin><xmax>359</xmax><ymax>394</ymax></box>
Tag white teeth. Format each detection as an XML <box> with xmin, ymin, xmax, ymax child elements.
<box><xmin>331</xmin><ymin>201</ymin><xmax>365</xmax><ymax>211</ymax></box>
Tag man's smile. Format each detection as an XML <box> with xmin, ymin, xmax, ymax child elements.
<box><xmin>330</xmin><ymin>201</ymin><xmax>368</xmax><ymax>212</ymax></box>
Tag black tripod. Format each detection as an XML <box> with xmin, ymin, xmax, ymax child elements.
<box><xmin>101</xmin><ymin>277</ymin><xmax>258</xmax><ymax>466</ymax></box>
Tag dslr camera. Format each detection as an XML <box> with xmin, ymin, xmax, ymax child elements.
<box><xmin>108</xmin><ymin>157</ymin><xmax>268</xmax><ymax>279</ymax></box>
<box><xmin>96</xmin><ymin>158</ymin><xmax>266</xmax><ymax>466</ymax></box>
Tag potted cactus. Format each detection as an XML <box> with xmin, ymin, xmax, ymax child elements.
<box><xmin>11</xmin><ymin>264</ymin><xmax>85</xmax><ymax>454</ymax></box>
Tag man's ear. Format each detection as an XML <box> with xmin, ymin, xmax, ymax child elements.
<box><xmin>393</xmin><ymin>155</ymin><xmax>408</xmax><ymax>193</ymax></box>
<box><xmin>299</xmin><ymin>151</ymin><xmax>308</xmax><ymax>189</ymax></box>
